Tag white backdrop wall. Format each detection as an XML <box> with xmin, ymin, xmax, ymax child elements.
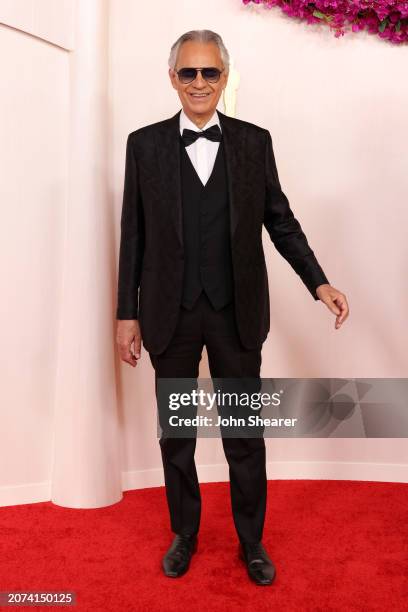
<box><xmin>110</xmin><ymin>0</ymin><xmax>408</xmax><ymax>488</ymax></box>
<box><xmin>0</xmin><ymin>13</ymin><xmax>70</xmax><ymax>504</ymax></box>
<box><xmin>0</xmin><ymin>0</ymin><xmax>407</xmax><ymax>508</ymax></box>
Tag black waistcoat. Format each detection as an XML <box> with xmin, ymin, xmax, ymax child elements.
<box><xmin>180</xmin><ymin>136</ymin><xmax>234</xmax><ymax>310</ymax></box>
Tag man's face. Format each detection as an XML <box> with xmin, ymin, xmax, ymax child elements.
<box><xmin>169</xmin><ymin>41</ymin><xmax>228</xmax><ymax>120</ymax></box>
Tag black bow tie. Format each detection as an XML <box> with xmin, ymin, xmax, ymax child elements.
<box><xmin>181</xmin><ymin>124</ymin><xmax>222</xmax><ymax>147</ymax></box>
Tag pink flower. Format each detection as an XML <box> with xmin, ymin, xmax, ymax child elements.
<box><xmin>242</xmin><ymin>0</ymin><xmax>408</xmax><ymax>43</ymax></box>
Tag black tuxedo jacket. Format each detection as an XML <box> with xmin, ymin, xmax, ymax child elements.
<box><xmin>116</xmin><ymin>109</ymin><xmax>329</xmax><ymax>355</ymax></box>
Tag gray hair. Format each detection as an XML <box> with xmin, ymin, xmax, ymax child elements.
<box><xmin>168</xmin><ymin>30</ymin><xmax>230</xmax><ymax>73</ymax></box>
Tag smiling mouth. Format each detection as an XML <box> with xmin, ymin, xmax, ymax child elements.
<box><xmin>189</xmin><ymin>93</ymin><xmax>211</xmax><ymax>98</ymax></box>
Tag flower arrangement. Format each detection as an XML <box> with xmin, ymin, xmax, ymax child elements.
<box><xmin>242</xmin><ymin>0</ymin><xmax>408</xmax><ymax>43</ymax></box>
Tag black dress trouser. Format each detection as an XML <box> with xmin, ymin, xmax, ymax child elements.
<box><xmin>149</xmin><ymin>291</ymin><xmax>267</xmax><ymax>545</ymax></box>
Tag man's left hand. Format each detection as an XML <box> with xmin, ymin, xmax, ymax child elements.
<box><xmin>315</xmin><ymin>284</ymin><xmax>349</xmax><ymax>329</ymax></box>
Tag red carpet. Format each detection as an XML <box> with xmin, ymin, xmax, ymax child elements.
<box><xmin>0</xmin><ymin>480</ymin><xmax>407</xmax><ymax>611</ymax></box>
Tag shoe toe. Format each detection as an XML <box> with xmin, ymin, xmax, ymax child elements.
<box><xmin>163</xmin><ymin>567</ymin><xmax>180</xmax><ymax>578</ymax></box>
<box><xmin>163</xmin><ymin>555</ymin><xmax>184</xmax><ymax>577</ymax></box>
<box><xmin>249</xmin><ymin>563</ymin><xmax>275</xmax><ymax>585</ymax></box>
<box><xmin>239</xmin><ymin>542</ymin><xmax>276</xmax><ymax>586</ymax></box>
<box><xmin>248</xmin><ymin>563</ymin><xmax>276</xmax><ymax>585</ymax></box>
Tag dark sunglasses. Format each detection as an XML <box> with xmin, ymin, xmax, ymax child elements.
<box><xmin>175</xmin><ymin>67</ymin><xmax>224</xmax><ymax>84</ymax></box>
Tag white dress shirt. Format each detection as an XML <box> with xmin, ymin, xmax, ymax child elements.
<box><xmin>179</xmin><ymin>108</ymin><xmax>222</xmax><ymax>186</ymax></box>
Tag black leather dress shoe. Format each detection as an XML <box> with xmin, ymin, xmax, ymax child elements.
<box><xmin>239</xmin><ymin>541</ymin><xmax>276</xmax><ymax>585</ymax></box>
<box><xmin>162</xmin><ymin>534</ymin><xmax>198</xmax><ymax>578</ymax></box>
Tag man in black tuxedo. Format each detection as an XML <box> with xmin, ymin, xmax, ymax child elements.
<box><xmin>116</xmin><ymin>30</ymin><xmax>349</xmax><ymax>585</ymax></box>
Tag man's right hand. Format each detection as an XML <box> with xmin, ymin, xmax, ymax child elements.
<box><xmin>116</xmin><ymin>320</ymin><xmax>142</xmax><ymax>367</ymax></box>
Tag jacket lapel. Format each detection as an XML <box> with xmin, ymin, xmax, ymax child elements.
<box><xmin>154</xmin><ymin>110</ymin><xmax>183</xmax><ymax>247</ymax></box>
<box><xmin>218</xmin><ymin>109</ymin><xmax>246</xmax><ymax>239</ymax></box>
<box><xmin>154</xmin><ymin>108</ymin><xmax>246</xmax><ymax>248</ymax></box>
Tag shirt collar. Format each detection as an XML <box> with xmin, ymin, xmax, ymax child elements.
<box><xmin>179</xmin><ymin>108</ymin><xmax>221</xmax><ymax>135</ymax></box>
